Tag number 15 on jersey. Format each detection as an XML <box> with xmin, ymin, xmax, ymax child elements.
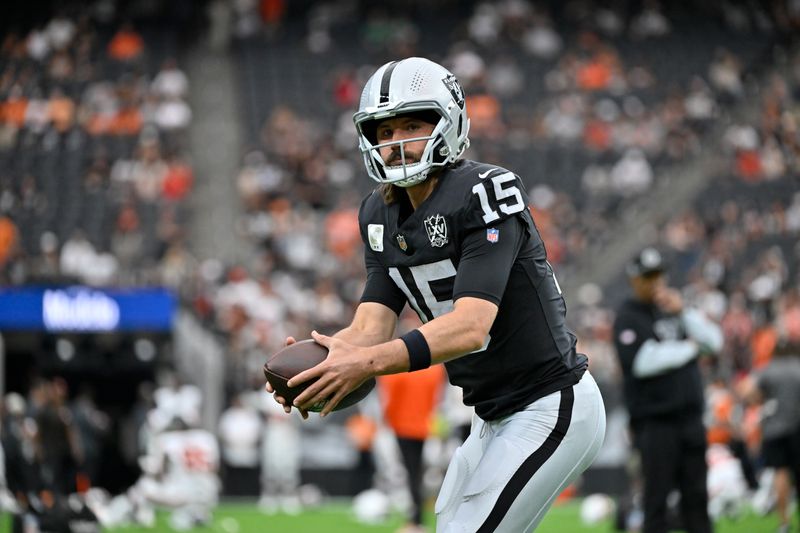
<box><xmin>472</xmin><ymin>172</ymin><xmax>525</xmax><ymax>224</ymax></box>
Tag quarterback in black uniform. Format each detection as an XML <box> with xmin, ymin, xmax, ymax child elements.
<box><xmin>267</xmin><ymin>57</ymin><xmax>606</xmax><ymax>532</ymax></box>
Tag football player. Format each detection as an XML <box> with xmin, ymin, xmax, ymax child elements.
<box><xmin>268</xmin><ymin>57</ymin><xmax>606</xmax><ymax>532</ymax></box>
<box><xmin>91</xmin><ymin>412</ymin><xmax>220</xmax><ymax>530</ymax></box>
<box><xmin>135</xmin><ymin>414</ymin><xmax>220</xmax><ymax>529</ymax></box>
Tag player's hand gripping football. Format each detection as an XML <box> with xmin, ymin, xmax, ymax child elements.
<box><xmin>265</xmin><ymin>336</ymin><xmax>310</xmax><ymax>420</ymax></box>
<box><xmin>289</xmin><ymin>330</ymin><xmax>376</xmax><ymax>417</ymax></box>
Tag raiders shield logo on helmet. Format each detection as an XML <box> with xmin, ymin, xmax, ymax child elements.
<box><xmin>442</xmin><ymin>74</ymin><xmax>465</xmax><ymax>109</ymax></box>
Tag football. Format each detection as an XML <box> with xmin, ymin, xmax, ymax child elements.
<box><xmin>263</xmin><ymin>339</ymin><xmax>376</xmax><ymax>412</ymax></box>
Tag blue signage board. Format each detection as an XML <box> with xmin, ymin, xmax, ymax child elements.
<box><xmin>0</xmin><ymin>286</ymin><xmax>176</xmax><ymax>332</ymax></box>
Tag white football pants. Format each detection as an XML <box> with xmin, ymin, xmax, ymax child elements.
<box><xmin>435</xmin><ymin>371</ymin><xmax>606</xmax><ymax>532</ymax></box>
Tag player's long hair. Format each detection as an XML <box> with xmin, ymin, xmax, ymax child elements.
<box><xmin>380</xmin><ymin>183</ymin><xmax>401</xmax><ymax>204</ymax></box>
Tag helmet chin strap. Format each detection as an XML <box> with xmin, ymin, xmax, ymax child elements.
<box><xmin>390</xmin><ymin>166</ymin><xmax>429</xmax><ymax>188</ymax></box>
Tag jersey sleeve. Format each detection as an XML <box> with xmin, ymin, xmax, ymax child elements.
<box><xmin>359</xmin><ymin>241</ymin><xmax>407</xmax><ymax>315</ymax></box>
<box><xmin>461</xmin><ymin>169</ymin><xmax>529</xmax><ymax>232</ymax></box>
<box><xmin>452</xmin><ymin>215</ymin><xmax>525</xmax><ymax>305</ymax></box>
<box><xmin>357</xmin><ymin>192</ymin><xmax>406</xmax><ymax>315</ymax></box>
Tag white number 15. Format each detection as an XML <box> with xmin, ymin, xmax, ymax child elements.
<box><xmin>471</xmin><ymin>172</ymin><xmax>525</xmax><ymax>224</ymax></box>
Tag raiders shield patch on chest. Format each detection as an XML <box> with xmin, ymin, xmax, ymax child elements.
<box><xmin>424</xmin><ymin>214</ymin><xmax>448</xmax><ymax>248</ymax></box>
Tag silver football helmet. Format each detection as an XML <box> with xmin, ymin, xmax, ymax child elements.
<box><xmin>353</xmin><ymin>57</ymin><xmax>471</xmax><ymax>188</ymax></box>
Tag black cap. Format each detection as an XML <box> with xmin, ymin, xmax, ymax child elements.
<box><xmin>626</xmin><ymin>247</ymin><xmax>665</xmax><ymax>277</ymax></box>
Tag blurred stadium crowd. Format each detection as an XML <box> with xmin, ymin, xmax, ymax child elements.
<box><xmin>1</xmin><ymin>0</ymin><xmax>800</xmax><ymax>531</ymax></box>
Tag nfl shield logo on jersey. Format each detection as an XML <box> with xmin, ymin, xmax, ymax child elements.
<box><xmin>486</xmin><ymin>228</ymin><xmax>500</xmax><ymax>243</ymax></box>
<box><xmin>424</xmin><ymin>214</ymin><xmax>448</xmax><ymax>248</ymax></box>
<box><xmin>396</xmin><ymin>233</ymin><xmax>409</xmax><ymax>252</ymax></box>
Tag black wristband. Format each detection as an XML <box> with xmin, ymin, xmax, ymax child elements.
<box><xmin>400</xmin><ymin>329</ymin><xmax>431</xmax><ymax>372</ymax></box>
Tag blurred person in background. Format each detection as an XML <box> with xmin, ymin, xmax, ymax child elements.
<box><xmin>0</xmin><ymin>211</ymin><xmax>19</xmax><ymax>278</ymax></box>
<box><xmin>614</xmin><ymin>248</ymin><xmax>723</xmax><ymax>533</ymax></box>
<box><xmin>257</xmin><ymin>387</ymin><xmax>302</xmax><ymax>515</ymax></box>
<box><xmin>71</xmin><ymin>385</ymin><xmax>110</xmax><ymax>491</ymax></box>
<box><xmin>379</xmin><ymin>364</ymin><xmax>446</xmax><ymax>533</ymax></box>
<box><xmin>153</xmin><ymin>370</ymin><xmax>202</xmax><ymax>427</ymax></box>
<box><xmin>345</xmin><ymin>408</ymin><xmax>381</xmax><ymax>499</ymax></box>
<box><xmin>218</xmin><ymin>392</ymin><xmax>261</xmax><ymax>497</ymax></box>
<box><xmin>739</xmin><ymin>335</ymin><xmax>800</xmax><ymax>533</ymax></box>
<box><xmin>0</xmin><ymin>401</ymin><xmax>5</xmax><ymax>507</ymax></box>
<box><xmin>140</xmin><ymin>415</ymin><xmax>220</xmax><ymax>530</ymax></box>
<box><xmin>106</xmin><ymin>22</ymin><xmax>143</xmax><ymax>64</ymax></box>
<box><xmin>4</xmin><ymin>384</ymin><xmax>100</xmax><ymax>533</ymax></box>
<box><xmin>92</xmin><ymin>413</ymin><xmax>220</xmax><ymax>531</ymax></box>
<box><xmin>704</xmin><ymin>376</ymin><xmax>759</xmax><ymax>494</ymax></box>
<box><xmin>32</xmin><ymin>378</ymin><xmax>83</xmax><ymax>497</ymax></box>
<box><xmin>704</xmin><ymin>376</ymin><xmax>757</xmax><ymax>520</ymax></box>
<box><xmin>122</xmin><ymin>382</ymin><xmax>155</xmax><ymax>461</ymax></box>
<box><xmin>268</xmin><ymin>57</ymin><xmax>606</xmax><ymax>532</ymax></box>
<box><xmin>2</xmin><ymin>392</ymin><xmax>38</xmax><ymax>532</ymax></box>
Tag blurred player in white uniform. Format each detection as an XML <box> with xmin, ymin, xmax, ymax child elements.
<box><xmin>91</xmin><ymin>413</ymin><xmax>220</xmax><ymax>530</ymax></box>
<box><xmin>255</xmin><ymin>390</ymin><xmax>302</xmax><ymax>514</ymax></box>
<box><xmin>136</xmin><ymin>416</ymin><xmax>220</xmax><ymax>528</ymax></box>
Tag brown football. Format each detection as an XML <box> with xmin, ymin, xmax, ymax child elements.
<box><xmin>263</xmin><ymin>339</ymin><xmax>376</xmax><ymax>412</ymax></box>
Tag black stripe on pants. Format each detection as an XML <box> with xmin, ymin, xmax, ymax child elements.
<box><xmin>477</xmin><ymin>386</ymin><xmax>574</xmax><ymax>532</ymax></box>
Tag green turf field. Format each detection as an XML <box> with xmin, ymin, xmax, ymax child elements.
<box><xmin>2</xmin><ymin>500</ymin><xmax>782</xmax><ymax>533</ymax></box>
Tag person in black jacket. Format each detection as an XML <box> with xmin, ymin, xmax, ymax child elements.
<box><xmin>613</xmin><ymin>248</ymin><xmax>723</xmax><ymax>533</ymax></box>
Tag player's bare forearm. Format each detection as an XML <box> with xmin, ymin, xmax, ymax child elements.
<box><xmin>332</xmin><ymin>301</ymin><xmax>397</xmax><ymax>347</ymax></box>
<box><xmin>421</xmin><ymin>297</ymin><xmax>497</xmax><ymax>359</ymax></box>
<box><xmin>290</xmin><ymin>298</ymin><xmax>496</xmax><ymax>414</ymax></box>
<box><xmin>367</xmin><ymin>296</ymin><xmax>498</xmax><ymax>374</ymax></box>
<box><xmin>333</xmin><ymin>325</ymin><xmax>391</xmax><ymax>347</ymax></box>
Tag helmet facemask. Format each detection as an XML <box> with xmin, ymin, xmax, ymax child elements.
<box><xmin>355</xmin><ymin>106</ymin><xmax>455</xmax><ymax>187</ymax></box>
<box><xmin>353</xmin><ymin>58</ymin><xmax>471</xmax><ymax>189</ymax></box>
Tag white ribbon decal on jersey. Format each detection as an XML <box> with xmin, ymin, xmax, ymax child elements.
<box><xmin>367</xmin><ymin>224</ymin><xmax>384</xmax><ymax>252</ymax></box>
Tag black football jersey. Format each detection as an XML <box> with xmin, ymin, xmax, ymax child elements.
<box><xmin>358</xmin><ymin>159</ymin><xmax>588</xmax><ymax>420</ymax></box>
<box><xmin>613</xmin><ymin>299</ymin><xmax>704</xmax><ymax>422</ymax></box>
